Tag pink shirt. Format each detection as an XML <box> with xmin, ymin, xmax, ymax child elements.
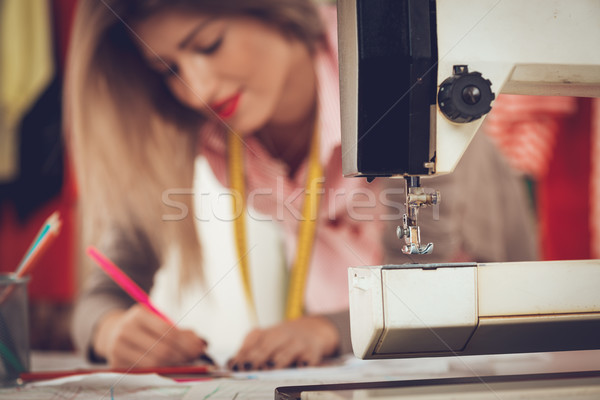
<box><xmin>199</xmin><ymin>7</ymin><xmax>383</xmax><ymax>313</ymax></box>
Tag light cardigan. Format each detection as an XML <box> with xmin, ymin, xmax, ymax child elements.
<box><xmin>199</xmin><ymin>6</ymin><xmax>383</xmax><ymax>314</ymax></box>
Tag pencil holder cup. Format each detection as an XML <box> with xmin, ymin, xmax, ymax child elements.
<box><xmin>0</xmin><ymin>274</ymin><xmax>30</xmax><ymax>386</ymax></box>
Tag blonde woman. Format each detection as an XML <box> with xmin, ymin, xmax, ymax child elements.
<box><xmin>68</xmin><ymin>0</ymin><xmax>383</xmax><ymax>370</ymax></box>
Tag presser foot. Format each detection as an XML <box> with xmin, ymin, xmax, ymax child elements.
<box><xmin>396</xmin><ymin>223</ymin><xmax>434</xmax><ymax>255</ymax></box>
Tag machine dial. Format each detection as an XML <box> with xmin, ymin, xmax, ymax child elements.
<box><xmin>438</xmin><ymin>65</ymin><xmax>495</xmax><ymax>123</ymax></box>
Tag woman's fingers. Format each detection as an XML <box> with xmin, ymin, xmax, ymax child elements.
<box><xmin>231</xmin><ymin>329</ymin><xmax>290</xmax><ymax>370</ymax></box>
<box><xmin>229</xmin><ymin>316</ymin><xmax>340</xmax><ymax>371</ymax></box>
<box><xmin>228</xmin><ymin>328</ymin><xmax>266</xmax><ymax>370</ymax></box>
<box><xmin>234</xmin><ymin>334</ymin><xmax>320</xmax><ymax>370</ymax></box>
<box><xmin>298</xmin><ymin>345</ymin><xmax>323</xmax><ymax>367</ymax></box>
<box><xmin>230</xmin><ymin>327</ymin><xmax>296</xmax><ymax>370</ymax></box>
<box><xmin>174</xmin><ymin>329</ymin><xmax>208</xmax><ymax>360</ymax></box>
<box><xmin>269</xmin><ymin>339</ymin><xmax>311</xmax><ymax>369</ymax></box>
<box><xmin>104</xmin><ymin>305</ymin><xmax>207</xmax><ymax>368</ymax></box>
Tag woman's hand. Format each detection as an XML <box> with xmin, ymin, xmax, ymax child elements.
<box><xmin>228</xmin><ymin>316</ymin><xmax>340</xmax><ymax>371</ymax></box>
<box><xmin>93</xmin><ymin>304</ymin><xmax>207</xmax><ymax>368</ymax></box>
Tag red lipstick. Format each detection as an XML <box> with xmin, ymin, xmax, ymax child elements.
<box><xmin>210</xmin><ymin>92</ymin><xmax>241</xmax><ymax>119</ymax></box>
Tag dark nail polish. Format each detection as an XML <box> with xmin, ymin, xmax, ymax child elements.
<box><xmin>266</xmin><ymin>360</ymin><xmax>275</xmax><ymax>368</ymax></box>
<box><xmin>232</xmin><ymin>363</ymin><xmax>240</xmax><ymax>371</ymax></box>
<box><xmin>199</xmin><ymin>353</ymin><xmax>216</xmax><ymax>366</ymax></box>
<box><xmin>243</xmin><ymin>361</ymin><xmax>253</xmax><ymax>371</ymax></box>
<box><xmin>299</xmin><ymin>361</ymin><xmax>308</xmax><ymax>367</ymax></box>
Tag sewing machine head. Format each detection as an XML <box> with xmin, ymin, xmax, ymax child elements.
<box><xmin>338</xmin><ymin>0</ymin><xmax>600</xmax><ymax>256</ymax></box>
<box><xmin>337</xmin><ymin>0</ymin><xmax>600</xmax><ymax>359</ymax></box>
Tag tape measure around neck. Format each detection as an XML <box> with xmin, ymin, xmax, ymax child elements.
<box><xmin>228</xmin><ymin>122</ymin><xmax>323</xmax><ymax>322</ymax></box>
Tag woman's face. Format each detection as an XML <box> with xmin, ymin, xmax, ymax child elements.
<box><xmin>133</xmin><ymin>10</ymin><xmax>310</xmax><ymax>135</ymax></box>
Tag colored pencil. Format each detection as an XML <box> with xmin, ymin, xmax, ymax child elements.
<box><xmin>19</xmin><ymin>364</ymin><xmax>215</xmax><ymax>382</ymax></box>
<box><xmin>86</xmin><ymin>246</ymin><xmax>174</xmax><ymax>325</ymax></box>
<box><xmin>0</xmin><ymin>212</ymin><xmax>61</xmax><ymax>305</ymax></box>
<box><xmin>15</xmin><ymin>211</ymin><xmax>61</xmax><ymax>276</ymax></box>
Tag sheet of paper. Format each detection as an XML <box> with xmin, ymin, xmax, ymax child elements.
<box><xmin>0</xmin><ymin>372</ymin><xmax>190</xmax><ymax>400</ymax></box>
<box><xmin>183</xmin><ymin>356</ymin><xmax>452</xmax><ymax>400</ymax></box>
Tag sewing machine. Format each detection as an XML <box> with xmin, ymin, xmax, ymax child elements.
<box><xmin>337</xmin><ymin>0</ymin><xmax>600</xmax><ymax>361</ymax></box>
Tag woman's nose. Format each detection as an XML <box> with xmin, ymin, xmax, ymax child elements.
<box><xmin>170</xmin><ymin>57</ymin><xmax>217</xmax><ymax>112</ymax></box>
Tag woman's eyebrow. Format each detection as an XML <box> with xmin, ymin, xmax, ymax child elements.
<box><xmin>178</xmin><ymin>18</ymin><xmax>215</xmax><ymax>50</ymax></box>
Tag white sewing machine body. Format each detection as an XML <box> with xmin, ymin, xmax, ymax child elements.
<box><xmin>338</xmin><ymin>0</ymin><xmax>600</xmax><ymax>359</ymax></box>
<box><xmin>349</xmin><ymin>261</ymin><xmax>600</xmax><ymax>359</ymax></box>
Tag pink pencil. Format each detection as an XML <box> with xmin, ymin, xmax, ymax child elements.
<box><xmin>86</xmin><ymin>246</ymin><xmax>174</xmax><ymax>325</ymax></box>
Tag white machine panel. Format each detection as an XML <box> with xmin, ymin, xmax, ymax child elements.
<box><xmin>478</xmin><ymin>260</ymin><xmax>600</xmax><ymax>317</ymax></box>
<box><xmin>378</xmin><ymin>267</ymin><xmax>477</xmax><ymax>354</ymax></box>
<box><xmin>349</xmin><ymin>260</ymin><xmax>600</xmax><ymax>359</ymax></box>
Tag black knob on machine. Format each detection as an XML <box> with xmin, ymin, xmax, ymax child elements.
<box><xmin>438</xmin><ymin>65</ymin><xmax>495</xmax><ymax>123</ymax></box>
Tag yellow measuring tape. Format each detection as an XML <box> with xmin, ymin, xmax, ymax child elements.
<box><xmin>228</xmin><ymin>122</ymin><xmax>323</xmax><ymax>322</ymax></box>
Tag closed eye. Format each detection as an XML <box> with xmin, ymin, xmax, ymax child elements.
<box><xmin>194</xmin><ymin>36</ymin><xmax>223</xmax><ymax>55</ymax></box>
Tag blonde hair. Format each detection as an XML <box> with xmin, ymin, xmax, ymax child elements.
<box><xmin>66</xmin><ymin>0</ymin><xmax>325</xmax><ymax>284</ymax></box>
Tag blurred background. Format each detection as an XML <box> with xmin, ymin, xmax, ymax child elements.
<box><xmin>1</xmin><ymin>0</ymin><xmax>77</xmax><ymax>351</ymax></box>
